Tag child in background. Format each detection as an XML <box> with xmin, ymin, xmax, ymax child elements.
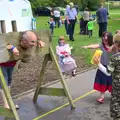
<box><xmin>92</xmin><ymin>14</ymin><xmax>96</xmax><ymax>20</ymax></box>
<box><xmin>89</xmin><ymin>12</ymin><xmax>93</xmax><ymax>20</ymax></box>
<box><xmin>56</xmin><ymin>36</ymin><xmax>77</xmax><ymax>76</ymax></box>
<box><xmin>82</xmin><ymin>32</ymin><xmax>113</xmax><ymax>103</ymax></box>
<box><xmin>48</xmin><ymin>18</ymin><xmax>55</xmax><ymax>35</ymax></box>
<box><xmin>96</xmin><ymin>33</ymin><xmax>120</xmax><ymax>120</ymax></box>
<box><xmin>87</xmin><ymin>18</ymin><xmax>96</xmax><ymax>38</ymax></box>
<box><xmin>79</xmin><ymin>17</ymin><xmax>84</xmax><ymax>35</ymax></box>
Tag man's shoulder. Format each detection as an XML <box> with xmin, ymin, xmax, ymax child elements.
<box><xmin>99</xmin><ymin>7</ymin><xmax>108</xmax><ymax>11</ymax></box>
<box><xmin>66</xmin><ymin>7</ymin><xmax>70</xmax><ymax>11</ymax></box>
<box><xmin>72</xmin><ymin>8</ymin><xmax>76</xmax><ymax>10</ymax></box>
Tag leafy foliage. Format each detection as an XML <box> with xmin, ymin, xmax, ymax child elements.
<box><xmin>29</xmin><ymin>0</ymin><xmax>105</xmax><ymax>12</ymax></box>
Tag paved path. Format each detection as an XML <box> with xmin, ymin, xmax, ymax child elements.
<box><xmin>0</xmin><ymin>69</ymin><xmax>112</xmax><ymax>120</ymax></box>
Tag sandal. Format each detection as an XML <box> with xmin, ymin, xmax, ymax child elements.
<box><xmin>96</xmin><ymin>98</ymin><xmax>104</xmax><ymax>103</ymax></box>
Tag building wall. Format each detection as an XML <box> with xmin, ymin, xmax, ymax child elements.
<box><xmin>0</xmin><ymin>0</ymin><xmax>33</xmax><ymax>33</ymax></box>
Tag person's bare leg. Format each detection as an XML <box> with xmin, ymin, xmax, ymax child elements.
<box><xmin>72</xmin><ymin>69</ymin><xmax>76</xmax><ymax>76</ymax></box>
<box><xmin>0</xmin><ymin>89</ymin><xmax>9</xmax><ymax>109</ymax></box>
<box><xmin>100</xmin><ymin>92</ymin><xmax>105</xmax><ymax>99</ymax></box>
<box><xmin>97</xmin><ymin>92</ymin><xmax>105</xmax><ymax>103</ymax></box>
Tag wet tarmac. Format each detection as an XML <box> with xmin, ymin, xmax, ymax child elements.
<box><xmin>0</xmin><ymin>69</ymin><xmax>112</xmax><ymax>120</ymax></box>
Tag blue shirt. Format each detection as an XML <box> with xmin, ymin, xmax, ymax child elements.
<box><xmin>49</xmin><ymin>21</ymin><xmax>55</xmax><ymax>28</ymax></box>
<box><xmin>96</xmin><ymin>7</ymin><xmax>108</xmax><ymax>23</ymax></box>
<box><xmin>66</xmin><ymin>7</ymin><xmax>77</xmax><ymax>20</ymax></box>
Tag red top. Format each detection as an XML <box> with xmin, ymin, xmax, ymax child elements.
<box><xmin>0</xmin><ymin>61</ymin><xmax>16</xmax><ymax>67</ymax></box>
<box><xmin>103</xmin><ymin>43</ymin><xmax>109</xmax><ymax>51</ymax></box>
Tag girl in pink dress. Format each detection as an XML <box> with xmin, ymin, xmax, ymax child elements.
<box><xmin>56</xmin><ymin>36</ymin><xmax>77</xmax><ymax>76</ymax></box>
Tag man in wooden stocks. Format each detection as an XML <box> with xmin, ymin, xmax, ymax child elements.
<box><xmin>0</xmin><ymin>31</ymin><xmax>45</xmax><ymax>109</ymax></box>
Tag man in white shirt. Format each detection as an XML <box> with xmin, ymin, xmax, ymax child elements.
<box><xmin>54</xmin><ymin>9</ymin><xmax>60</xmax><ymax>28</ymax></box>
<box><xmin>83</xmin><ymin>8</ymin><xmax>89</xmax><ymax>35</ymax></box>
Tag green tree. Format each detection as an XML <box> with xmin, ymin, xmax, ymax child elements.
<box><xmin>80</xmin><ymin>0</ymin><xmax>104</xmax><ymax>10</ymax></box>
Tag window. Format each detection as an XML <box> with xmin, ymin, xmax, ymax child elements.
<box><xmin>11</xmin><ymin>21</ymin><xmax>17</xmax><ymax>32</ymax></box>
<box><xmin>1</xmin><ymin>20</ymin><xmax>6</xmax><ymax>33</ymax></box>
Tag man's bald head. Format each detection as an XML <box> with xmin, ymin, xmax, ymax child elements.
<box><xmin>21</xmin><ymin>31</ymin><xmax>37</xmax><ymax>49</ymax></box>
<box><xmin>23</xmin><ymin>31</ymin><xmax>37</xmax><ymax>41</ymax></box>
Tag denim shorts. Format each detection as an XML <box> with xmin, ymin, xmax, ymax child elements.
<box><xmin>0</xmin><ymin>66</ymin><xmax>14</xmax><ymax>88</ymax></box>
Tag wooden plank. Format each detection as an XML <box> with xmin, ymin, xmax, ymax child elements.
<box><xmin>38</xmin><ymin>87</ymin><xmax>66</xmax><ymax>96</ymax></box>
<box><xmin>33</xmin><ymin>54</ymin><xmax>49</xmax><ymax>102</ymax></box>
<box><xmin>0</xmin><ymin>106</ymin><xmax>14</xmax><ymax>118</ymax></box>
<box><xmin>0</xmin><ymin>68</ymin><xmax>20</xmax><ymax>120</ymax></box>
<box><xmin>0</xmin><ymin>30</ymin><xmax>51</xmax><ymax>63</ymax></box>
<box><xmin>49</xmin><ymin>45</ymin><xmax>75</xmax><ymax>109</ymax></box>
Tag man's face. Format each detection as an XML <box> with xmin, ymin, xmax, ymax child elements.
<box><xmin>22</xmin><ymin>32</ymin><xmax>37</xmax><ymax>49</ymax></box>
<box><xmin>27</xmin><ymin>38</ymin><xmax>37</xmax><ymax>47</ymax></box>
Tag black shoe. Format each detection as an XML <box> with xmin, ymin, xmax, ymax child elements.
<box><xmin>71</xmin><ymin>38</ymin><xmax>74</xmax><ymax>41</ymax></box>
<box><xmin>72</xmin><ymin>71</ymin><xmax>76</xmax><ymax>76</ymax></box>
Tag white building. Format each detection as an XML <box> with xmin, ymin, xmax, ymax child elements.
<box><xmin>0</xmin><ymin>0</ymin><xmax>34</xmax><ymax>33</ymax></box>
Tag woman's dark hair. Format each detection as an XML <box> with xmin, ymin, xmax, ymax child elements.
<box><xmin>102</xmin><ymin>32</ymin><xmax>113</xmax><ymax>46</ymax></box>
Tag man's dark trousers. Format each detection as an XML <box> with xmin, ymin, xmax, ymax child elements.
<box><xmin>98</xmin><ymin>22</ymin><xmax>107</xmax><ymax>37</ymax></box>
<box><xmin>68</xmin><ymin>20</ymin><xmax>76</xmax><ymax>41</ymax></box>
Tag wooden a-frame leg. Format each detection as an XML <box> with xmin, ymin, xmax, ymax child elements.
<box><xmin>0</xmin><ymin>67</ymin><xmax>20</xmax><ymax>120</ymax></box>
<box><xmin>33</xmin><ymin>54</ymin><xmax>49</xmax><ymax>102</ymax></box>
<box><xmin>49</xmin><ymin>46</ymin><xmax>75</xmax><ymax>109</ymax></box>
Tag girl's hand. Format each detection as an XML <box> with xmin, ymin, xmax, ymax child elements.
<box><xmin>93</xmin><ymin>56</ymin><xmax>100</xmax><ymax>65</ymax></box>
<box><xmin>64</xmin><ymin>52</ymin><xmax>69</xmax><ymax>57</ymax></box>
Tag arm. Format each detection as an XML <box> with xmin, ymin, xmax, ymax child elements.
<box><xmin>65</xmin><ymin>9</ymin><xmax>70</xmax><ymax>24</ymax></box>
<box><xmin>6</xmin><ymin>44</ymin><xmax>19</xmax><ymax>56</ymax></box>
<box><xmin>74</xmin><ymin>8</ymin><xmax>79</xmax><ymax>22</ymax></box>
<box><xmin>98</xmin><ymin>56</ymin><xmax>115</xmax><ymax>76</ymax></box>
<box><xmin>81</xmin><ymin>44</ymin><xmax>100</xmax><ymax>49</ymax></box>
<box><xmin>96</xmin><ymin>10</ymin><xmax>99</xmax><ymax>22</ymax></box>
<box><xmin>37</xmin><ymin>37</ymin><xmax>45</xmax><ymax>48</ymax></box>
<box><xmin>65</xmin><ymin>44</ymin><xmax>71</xmax><ymax>56</ymax></box>
<box><xmin>98</xmin><ymin>63</ymin><xmax>111</xmax><ymax>76</ymax></box>
<box><xmin>66</xmin><ymin>14</ymin><xmax>70</xmax><ymax>24</ymax></box>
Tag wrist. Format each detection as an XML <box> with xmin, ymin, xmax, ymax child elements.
<box><xmin>10</xmin><ymin>46</ymin><xmax>16</xmax><ymax>51</ymax></box>
<box><xmin>98</xmin><ymin>63</ymin><xmax>102</xmax><ymax>66</ymax></box>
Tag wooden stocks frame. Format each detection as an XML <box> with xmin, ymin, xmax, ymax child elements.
<box><xmin>0</xmin><ymin>30</ymin><xmax>75</xmax><ymax>119</ymax></box>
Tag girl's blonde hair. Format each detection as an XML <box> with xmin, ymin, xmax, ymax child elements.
<box><xmin>58</xmin><ymin>36</ymin><xmax>65</xmax><ymax>44</ymax></box>
<box><xmin>113</xmin><ymin>33</ymin><xmax>120</xmax><ymax>48</ymax></box>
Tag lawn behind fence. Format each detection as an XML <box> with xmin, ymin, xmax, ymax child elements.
<box><xmin>36</xmin><ymin>10</ymin><xmax>120</xmax><ymax>65</ymax></box>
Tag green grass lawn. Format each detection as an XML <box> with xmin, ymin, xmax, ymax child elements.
<box><xmin>36</xmin><ymin>11</ymin><xmax>120</xmax><ymax>65</ymax></box>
